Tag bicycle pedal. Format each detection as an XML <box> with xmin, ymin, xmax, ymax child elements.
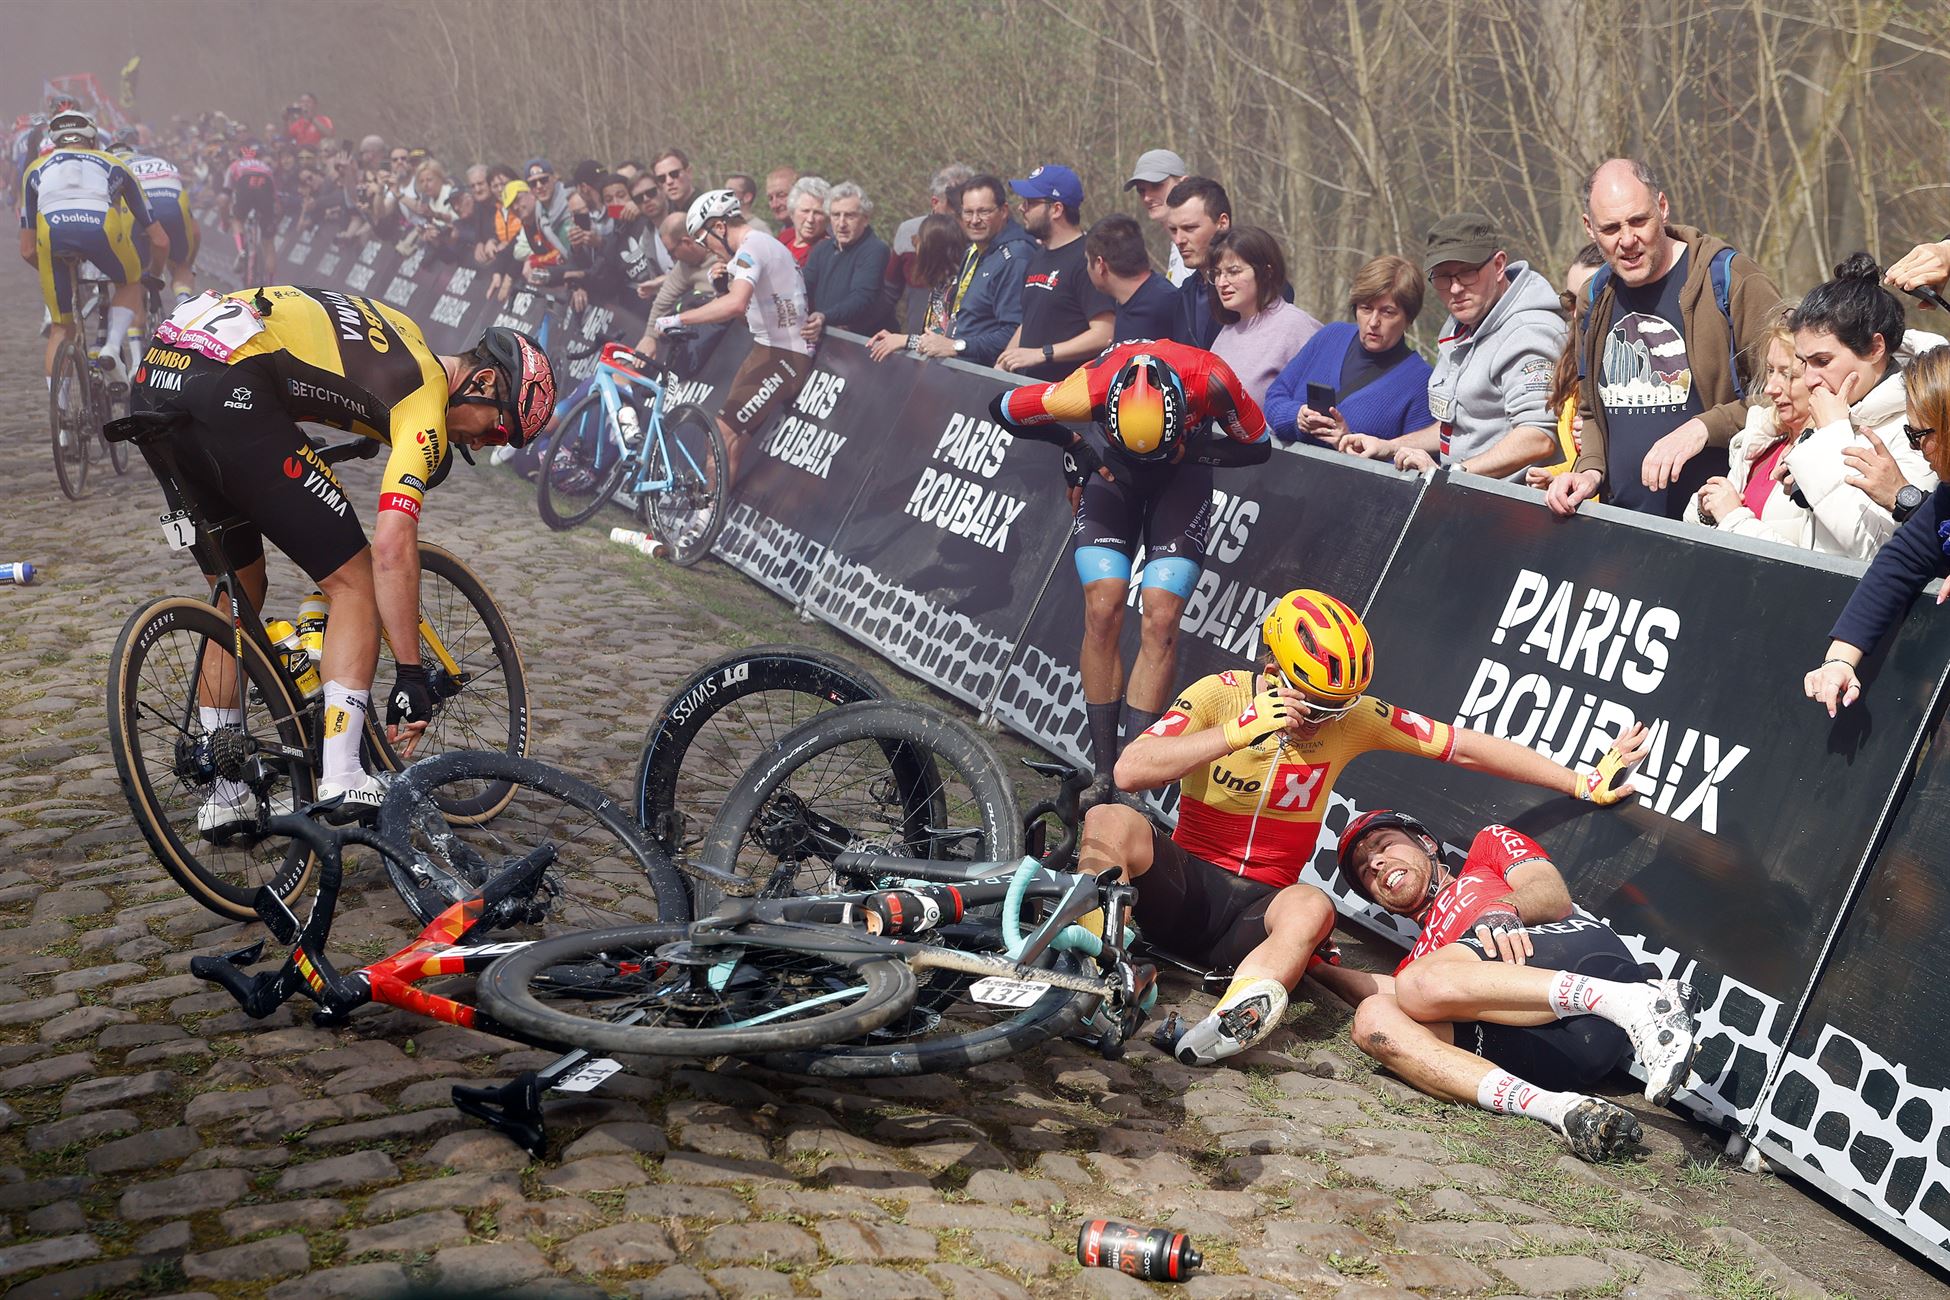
<box><xmin>219</xmin><ymin>940</ymin><xmax>266</xmax><ymax>968</ymax></box>
<box><xmin>1149</xmin><ymin>1010</ymin><xmax>1183</xmax><ymax>1055</ymax></box>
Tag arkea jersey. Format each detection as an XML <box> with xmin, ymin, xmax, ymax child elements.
<box><xmin>998</xmin><ymin>339</ymin><xmax>1267</xmax><ymax>450</ymax></box>
<box><xmin>20</xmin><ymin>145</ymin><xmax>152</xmax><ymax>227</ymax></box>
<box><xmin>1151</xmin><ymin>673</ymin><xmax>1455</xmax><ymax>888</ymax></box>
<box><xmin>1396</xmin><ymin>825</ymin><xmax>1552</xmax><ymax>973</ymax></box>
<box><xmin>224</xmin><ymin>156</ymin><xmax>275</xmax><ymax>195</ymax></box>
<box><xmin>216</xmin><ymin>286</ymin><xmax>450</xmax><ymax>519</ymax></box>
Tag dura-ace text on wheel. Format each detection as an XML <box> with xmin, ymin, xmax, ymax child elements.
<box><xmin>377</xmin><ymin>750</ymin><xmax>690</xmax><ymax>932</ymax></box>
<box><xmin>634</xmin><ymin>645</ymin><xmax>888</xmax><ymax>861</ymax></box>
<box><xmin>107</xmin><ymin>596</ymin><xmax>316</xmax><ymax>920</ymax></box>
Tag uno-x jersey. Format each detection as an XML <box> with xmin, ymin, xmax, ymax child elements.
<box><xmin>20</xmin><ymin>145</ymin><xmax>153</xmax><ymax>228</ymax></box>
<box><xmin>999</xmin><ymin>340</ymin><xmax>1267</xmax><ymax>445</ymax></box>
<box><xmin>1397</xmin><ymin>825</ymin><xmax>1552</xmax><ymax>973</ymax></box>
<box><xmin>1150</xmin><ymin>672</ymin><xmax>1455</xmax><ymax>888</ymax></box>
<box><xmin>225</xmin><ymin>287</ymin><xmax>451</xmax><ymax>519</ymax></box>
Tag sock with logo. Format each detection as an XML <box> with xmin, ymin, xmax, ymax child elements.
<box><xmin>106</xmin><ymin>306</ymin><xmax>134</xmax><ymax>352</ymax></box>
<box><xmin>1086</xmin><ymin>700</ymin><xmax>1121</xmax><ymax>784</ymax></box>
<box><xmin>1122</xmin><ymin>705</ymin><xmax>1162</xmax><ymax>753</ymax></box>
<box><xmin>1475</xmin><ymin>1067</ymin><xmax>1579</xmax><ymax>1128</ymax></box>
<box><xmin>1546</xmin><ymin>970</ymin><xmax>1656</xmax><ymax>1027</ymax></box>
<box><xmin>320</xmin><ymin>681</ymin><xmax>370</xmax><ymax>784</ymax></box>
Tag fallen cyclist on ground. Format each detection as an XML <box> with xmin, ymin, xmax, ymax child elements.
<box><xmin>1308</xmin><ymin>810</ymin><xmax>1700</xmax><ymax>1161</ymax></box>
<box><xmin>1077</xmin><ymin>587</ymin><xmax>1649</xmax><ymax>1067</ymax></box>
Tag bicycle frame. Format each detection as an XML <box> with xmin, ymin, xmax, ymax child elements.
<box><xmin>566</xmin><ymin>343</ymin><xmax>709</xmax><ymax>501</ymax></box>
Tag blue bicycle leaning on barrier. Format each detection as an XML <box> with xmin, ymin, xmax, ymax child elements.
<box><xmin>533</xmin><ymin>333</ymin><xmax>729</xmax><ymax>566</ymax></box>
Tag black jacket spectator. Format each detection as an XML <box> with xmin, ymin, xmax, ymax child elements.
<box><xmin>805</xmin><ymin>226</ymin><xmax>895</xmax><ymax>334</ymax></box>
<box><xmin>1829</xmin><ymin>484</ymin><xmax>1950</xmax><ymax>653</ymax></box>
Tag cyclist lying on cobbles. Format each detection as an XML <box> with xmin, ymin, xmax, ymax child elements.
<box><xmin>1309</xmin><ymin>810</ymin><xmax>1699</xmax><ymax>1161</ymax></box>
<box><xmin>1076</xmin><ymin>588</ymin><xmax>1646</xmax><ymax>1067</ymax></box>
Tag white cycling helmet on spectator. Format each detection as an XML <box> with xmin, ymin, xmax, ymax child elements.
<box><xmin>685</xmin><ymin>188</ymin><xmax>740</xmax><ymax>239</ymax></box>
<box><xmin>47</xmin><ymin>110</ymin><xmax>96</xmax><ymax>148</ymax></box>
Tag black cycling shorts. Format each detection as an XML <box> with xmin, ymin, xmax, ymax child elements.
<box><xmin>1072</xmin><ymin>457</ymin><xmax>1213</xmax><ymax>568</ymax></box>
<box><xmin>134</xmin><ymin>351</ymin><xmax>368</xmax><ymax>583</ymax></box>
<box><xmin>1452</xmin><ymin>915</ymin><xmax>1641</xmax><ymax>1092</ymax></box>
<box><xmin>1131</xmin><ymin>825</ymin><xmax>1278</xmax><ymax>974</ymax></box>
<box><xmin>230</xmin><ymin>181</ymin><xmax>277</xmax><ymax>230</ymax></box>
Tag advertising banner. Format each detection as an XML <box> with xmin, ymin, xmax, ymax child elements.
<box><xmin>993</xmin><ymin>444</ymin><xmax>1423</xmax><ymax>772</ymax></box>
<box><xmin>801</xmin><ymin>357</ymin><xmax>1066</xmax><ymax>708</ymax></box>
<box><xmin>712</xmin><ymin>331</ymin><xmax>908</xmax><ymax>604</ymax></box>
<box><xmin>1307</xmin><ymin>475</ymin><xmax>1950</xmax><ymax>1134</ymax></box>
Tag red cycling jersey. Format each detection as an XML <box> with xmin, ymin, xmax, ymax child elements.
<box><xmin>998</xmin><ymin>340</ymin><xmax>1266</xmax><ymax>444</ymax></box>
<box><xmin>1397</xmin><ymin>825</ymin><xmax>1552</xmax><ymax>973</ymax></box>
<box><xmin>224</xmin><ymin>157</ymin><xmax>275</xmax><ymax>193</ymax></box>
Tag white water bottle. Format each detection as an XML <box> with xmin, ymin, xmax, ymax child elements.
<box><xmin>609</xmin><ymin>526</ymin><xmax>664</xmax><ymax>559</ymax></box>
<box><xmin>617</xmin><ymin>404</ymin><xmax>642</xmax><ymax>448</ymax></box>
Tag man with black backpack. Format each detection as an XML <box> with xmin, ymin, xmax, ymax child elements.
<box><xmin>1546</xmin><ymin>158</ymin><xmax>1782</xmax><ymax>519</ymax></box>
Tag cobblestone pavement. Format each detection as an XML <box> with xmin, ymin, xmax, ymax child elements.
<box><xmin>0</xmin><ymin>270</ymin><xmax>1940</xmax><ymax>1300</ymax></box>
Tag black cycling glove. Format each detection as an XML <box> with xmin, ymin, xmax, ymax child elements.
<box><xmin>387</xmin><ymin>662</ymin><xmax>433</xmax><ymax>728</ymax></box>
<box><xmin>1063</xmin><ymin>438</ymin><xmax>1105</xmax><ymax>491</ymax></box>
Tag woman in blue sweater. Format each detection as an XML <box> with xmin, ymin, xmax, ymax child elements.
<box><xmin>1265</xmin><ymin>254</ymin><xmax>1436</xmax><ymax>448</ymax></box>
<box><xmin>1805</xmin><ymin>345</ymin><xmax>1950</xmax><ymax>716</ymax></box>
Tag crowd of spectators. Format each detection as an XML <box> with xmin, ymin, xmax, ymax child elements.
<box><xmin>147</xmin><ymin>101</ymin><xmax>1950</xmax><ymax>580</ymax></box>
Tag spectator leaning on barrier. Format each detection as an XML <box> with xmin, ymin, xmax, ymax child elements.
<box><xmin>1524</xmin><ymin>244</ymin><xmax>1610</xmax><ymax>488</ymax></box>
<box><xmin>1125</xmin><ymin>147</ymin><xmax>1190</xmax><ymax>286</ymax></box>
<box><xmin>1267</xmin><ymin>254</ymin><xmax>1434</xmax><ymax>449</ymax></box>
<box><xmin>801</xmin><ymin>181</ymin><xmax>894</xmax><ymax>341</ymax></box>
<box><xmin>995</xmin><ymin>164</ymin><xmax>1113</xmax><ymax>383</ymax></box>
<box><xmin>917</xmin><ymin>173</ymin><xmax>1031</xmax><ymax>367</ymax></box>
<box><xmin>1682</xmin><ymin>317</ymin><xmax>1817</xmax><ymax>544</ymax></box>
<box><xmin>1347</xmin><ymin>213</ymin><xmax>1560</xmax><ymax>479</ymax></box>
<box><xmin>1209</xmin><ymin>225</ymin><xmax>1321</xmax><ymax>408</ymax></box>
<box><xmin>1167</xmin><ymin>178</ymin><xmax>1233</xmax><ymax>349</ymax></box>
<box><xmin>590</xmin><ymin>173</ymin><xmax>662</xmax><ymax>307</ymax></box>
<box><xmin>782</xmin><ymin>176</ymin><xmax>831</xmax><ymax>267</ymax></box>
<box><xmin>1805</xmin><ymin>344</ymin><xmax>1950</xmax><ymax>716</ymax></box>
<box><xmin>1548</xmin><ymin>158</ymin><xmax>1783</xmax><ymax>519</ymax></box>
<box><xmin>867</xmin><ymin>212</ymin><xmax>964</xmax><ymax>361</ymax></box>
<box><xmin>1087</xmin><ymin>213</ymin><xmax>1186</xmax><ymax>346</ymax></box>
<box><xmin>640</xmin><ymin>208</ymin><xmax>717</xmax><ymax>325</ymax></box>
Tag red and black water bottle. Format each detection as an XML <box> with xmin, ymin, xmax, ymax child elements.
<box><xmin>1076</xmin><ymin>1219</ymin><xmax>1202</xmax><ymax>1282</ymax></box>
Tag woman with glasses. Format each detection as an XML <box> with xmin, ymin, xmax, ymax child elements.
<box><xmin>1806</xmin><ymin>342</ymin><xmax>1950</xmax><ymax>716</ymax></box>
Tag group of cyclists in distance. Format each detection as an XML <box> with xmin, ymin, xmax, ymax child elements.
<box><xmin>13</xmin><ymin>85</ymin><xmax>1798</xmax><ymax>1164</ymax></box>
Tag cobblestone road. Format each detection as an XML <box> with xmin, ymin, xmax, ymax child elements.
<box><xmin>0</xmin><ymin>270</ymin><xmax>1938</xmax><ymax>1299</ymax></box>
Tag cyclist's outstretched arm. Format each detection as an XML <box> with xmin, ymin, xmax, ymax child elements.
<box><xmin>655</xmin><ymin>278</ymin><xmax>751</xmax><ymax>331</ymax></box>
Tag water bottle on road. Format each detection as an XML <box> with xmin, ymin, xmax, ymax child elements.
<box><xmin>0</xmin><ymin>562</ymin><xmax>36</xmax><ymax>585</ymax></box>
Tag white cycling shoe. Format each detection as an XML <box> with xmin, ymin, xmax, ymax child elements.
<box><xmin>314</xmin><ymin>771</ymin><xmax>390</xmax><ymax>822</ymax></box>
<box><xmin>1174</xmin><ymin>977</ymin><xmax>1288</xmax><ymax>1066</ymax></box>
<box><xmin>1623</xmin><ymin>978</ymin><xmax>1701</xmax><ymax>1106</ymax></box>
<box><xmin>197</xmin><ymin>785</ymin><xmax>295</xmax><ymax>841</ymax></box>
<box><xmin>94</xmin><ymin>349</ymin><xmax>130</xmax><ymax>391</ymax></box>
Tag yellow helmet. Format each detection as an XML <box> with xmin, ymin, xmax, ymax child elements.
<box><xmin>1262</xmin><ymin>589</ymin><xmax>1373</xmax><ymax>707</ymax></box>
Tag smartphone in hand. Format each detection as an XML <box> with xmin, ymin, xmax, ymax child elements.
<box><xmin>1306</xmin><ymin>382</ymin><xmax>1337</xmax><ymax>413</ymax></box>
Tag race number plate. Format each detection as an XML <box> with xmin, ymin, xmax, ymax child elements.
<box><xmin>155</xmin><ymin>290</ymin><xmax>266</xmax><ymax>363</ymax></box>
<box><xmin>552</xmin><ymin>1057</ymin><xmax>623</xmax><ymax>1093</ymax></box>
<box><xmin>159</xmin><ymin>510</ymin><xmax>195</xmax><ymax>551</ymax></box>
<box><xmin>969</xmin><ymin>976</ymin><xmax>1053</xmax><ymax>1008</ymax></box>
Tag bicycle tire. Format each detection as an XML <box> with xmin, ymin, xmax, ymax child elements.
<box><xmin>760</xmin><ymin>943</ymin><xmax>1100</xmax><ymax>1078</ymax></box>
<box><xmin>691</xmin><ymin>700</ymin><xmax>1021</xmax><ymax>900</ymax></box>
<box><xmin>535</xmin><ymin>393</ymin><xmax>631</xmax><ymax>531</ymax></box>
<box><xmin>364</xmin><ymin>542</ymin><xmax>529</xmax><ymax>823</ymax></box>
<box><xmin>107</xmin><ymin>596</ymin><xmax>316</xmax><ymax>920</ymax></box>
<box><xmin>642</xmin><ymin>403</ymin><xmax>728</xmax><ymax>567</ymax></box>
<box><xmin>634</xmin><ymin>645</ymin><xmax>889</xmax><ymax>859</ymax></box>
<box><xmin>376</xmin><ymin>750</ymin><xmax>689</xmax><ymax>932</ymax></box>
<box><xmin>478</xmin><ymin>920</ymin><xmax>916</xmax><ymax>1057</ymax></box>
<box><xmin>49</xmin><ymin>336</ymin><xmax>90</xmax><ymax>500</ymax></box>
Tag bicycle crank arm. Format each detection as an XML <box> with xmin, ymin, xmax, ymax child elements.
<box><xmin>906</xmin><ymin>946</ymin><xmax>1115</xmax><ymax>996</ymax></box>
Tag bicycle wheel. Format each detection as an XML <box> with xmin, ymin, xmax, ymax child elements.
<box><xmin>635</xmin><ymin>645</ymin><xmax>888</xmax><ymax>860</ymax></box>
<box><xmin>477</xmin><ymin>921</ymin><xmax>916</xmax><ymax>1057</ymax></box>
<box><xmin>642</xmin><ymin>403</ymin><xmax>727</xmax><ymax>567</ymax></box>
<box><xmin>107</xmin><ymin>597</ymin><xmax>316</xmax><ymax>921</ymax></box>
<box><xmin>760</xmin><ymin>939</ymin><xmax>1100</xmax><ymax>1078</ymax></box>
<box><xmin>535</xmin><ymin>393</ymin><xmax>631</xmax><ymax>531</ymax></box>
<box><xmin>691</xmin><ymin>700</ymin><xmax>1021</xmax><ymax>901</ymax></box>
<box><xmin>48</xmin><ymin>336</ymin><xmax>91</xmax><ymax>500</ymax></box>
<box><xmin>376</xmin><ymin>750</ymin><xmax>689</xmax><ymax>932</ymax></box>
<box><xmin>365</xmin><ymin>542</ymin><xmax>528</xmax><ymax>823</ymax></box>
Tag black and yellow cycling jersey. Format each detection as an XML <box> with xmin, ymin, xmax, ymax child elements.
<box><xmin>220</xmin><ymin>286</ymin><xmax>451</xmax><ymax>519</ymax></box>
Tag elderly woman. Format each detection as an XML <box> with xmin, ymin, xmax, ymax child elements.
<box><xmin>1265</xmin><ymin>253</ymin><xmax>1435</xmax><ymax>450</ymax></box>
<box><xmin>1805</xmin><ymin>344</ymin><xmax>1950</xmax><ymax>716</ymax></box>
<box><xmin>801</xmin><ymin>181</ymin><xmax>893</xmax><ymax>340</ymax></box>
<box><xmin>781</xmin><ymin>175</ymin><xmax>831</xmax><ymax>267</ymax></box>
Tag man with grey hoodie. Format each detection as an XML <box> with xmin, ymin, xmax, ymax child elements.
<box><xmin>1345</xmin><ymin>213</ymin><xmax>1561</xmax><ymax>479</ymax></box>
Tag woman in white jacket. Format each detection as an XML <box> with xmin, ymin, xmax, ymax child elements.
<box><xmin>1690</xmin><ymin>254</ymin><xmax>1942</xmax><ymax>558</ymax></box>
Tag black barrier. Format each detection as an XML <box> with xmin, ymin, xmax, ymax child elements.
<box><xmin>992</xmin><ymin>443</ymin><xmax>1424</xmax><ymax>775</ymax></box>
<box><xmin>1305</xmin><ymin>474</ymin><xmax>1950</xmax><ymax>1138</ymax></box>
<box><xmin>708</xmin><ymin>331</ymin><xmax>904</xmax><ymax>604</ymax></box>
<box><xmin>800</xmin><ymin>355</ymin><xmax>1068</xmax><ymax>709</ymax></box>
<box><xmin>1750</xmin><ymin>708</ymin><xmax>1950</xmax><ymax>1270</ymax></box>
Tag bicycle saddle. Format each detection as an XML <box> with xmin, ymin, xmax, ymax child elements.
<box><xmin>104</xmin><ymin>411</ymin><xmax>190</xmax><ymax>444</ymax></box>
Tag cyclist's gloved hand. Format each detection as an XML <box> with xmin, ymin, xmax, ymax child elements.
<box><xmin>1471</xmin><ymin>903</ymin><xmax>1532</xmax><ymax>964</ymax></box>
<box><xmin>1221</xmin><ymin>690</ymin><xmax>1289</xmax><ymax>751</ymax></box>
<box><xmin>1577</xmin><ymin>729</ymin><xmax>1646</xmax><ymax>805</ymax></box>
<box><xmin>387</xmin><ymin>662</ymin><xmax>433</xmax><ymax>728</ymax></box>
<box><xmin>1062</xmin><ymin>438</ymin><xmax>1104</xmax><ymax>492</ymax></box>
